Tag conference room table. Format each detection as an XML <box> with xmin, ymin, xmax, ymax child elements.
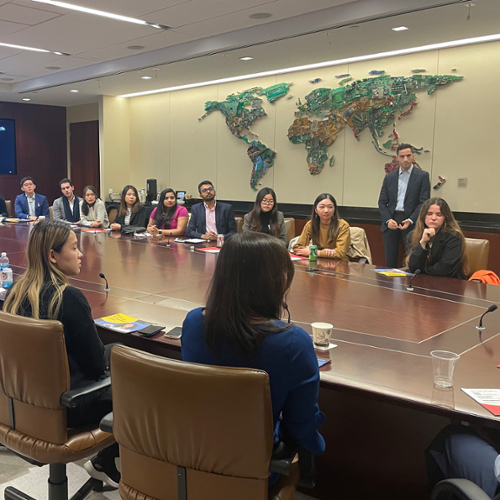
<box><xmin>2</xmin><ymin>222</ymin><xmax>500</xmax><ymax>500</ymax></box>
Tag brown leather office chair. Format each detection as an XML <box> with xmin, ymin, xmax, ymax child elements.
<box><xmin>5</xmin><ymin>199</ymin><xmax>12</xmax><ymax>216</ymax></box>
<box><xmin>107</xmin><ymin>345</ymin><xmax>312</xmax><ymax>500</ymax></box>
<box><xmin>0</xmin><ymin>311</ymin><xmax>115</xmax><ymax>500</ymax></box>
<box><xmin>464</xmin><ymin>238</ymin><xmax>490</xmax><ymax>275</ymax></box>
<box><xmin>235</xmin><ymin>216</ymin><xmax>244</xmax><ymax>233</ymax></box>
<box><xmin>107</xmin><ymin>204</ymin><xmax>118</xmax><ymax>224</ymax></box>
<box><xmin>284</xmin><ymin>218</ymin><xmax>295</xmax><ymax>244</ymax></box>
<box><xmin>49</xmin><ymin>205</ymin><xmax>53</xmax><ymax>219</ymax></box>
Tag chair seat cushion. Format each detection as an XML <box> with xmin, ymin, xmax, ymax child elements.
<box><xmin>0</xmin><ymin>422</ymin><xmax>114</xmax><ymax>464</ymax></box>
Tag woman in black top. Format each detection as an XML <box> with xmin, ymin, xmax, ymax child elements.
<box><xmin>110</xmin><ymin>184</ymin><xmax>147</xmax><ymax>231</ymax></box>
<box><xmin>242</xmin><ymin>187</ymin><xmax>287</xmax><ymax>245</ymax></box>
<box><xmin>405</xmin><ymin>197</ymin><xmax>469</xmax><ymax>279</ymax></box>
<box><xmin>3</xmin><ymin>219</ymin><xmax>120</xmax><ymax>487</ymax></box>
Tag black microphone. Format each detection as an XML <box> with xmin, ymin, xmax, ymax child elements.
<box><xmin>99</xmin><ymin>272</ymin><xmax>110</xmax><ymax>292</ymax></box>
<box><xmin>407</xmin><ymin>269</ymin><xmax>421</xmax><ymax>291</ymax></box>
<box><xmin>167</xmin><ymin>231</ymin><xmax>172</xmax><ymax>248</ymax></box>
<box><xmin>476</xmin><ymin>304</ymin><xmax>498</xmax><ymax>331</ymax></box>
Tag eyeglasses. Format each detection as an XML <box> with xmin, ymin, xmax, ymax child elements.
<box><xmin>261</xmin><ymin>199</ymin><xmax>274</xmax><ymax>205</ymax></box>
<box><xmin>201</xmin><ymin>187</ymin><xmax>214</xmax><ymax>194</ymax></box>
<box><xmin>23</xmin><ymin>183</ymin><xmax>34</xmax><ymax>187</ymax></box>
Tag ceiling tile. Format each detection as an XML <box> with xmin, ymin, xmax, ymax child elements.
<box><xmin>0</xmin><ymin>18</ymin><xmax>31</xmax><ymax>36</ymax></box>
<box><xmin>13</xmin><ymin>0</ymin><xmax>68</xmax><ymax>15</ymax></box>
<box><xmin>79</xmin><ymin>29</ymin><xmax>196</xmax><ymax>61</ymax></box>
<box><xmin>0</xmin><ymin>4</ymin><xmax>61</xmax><ymax>24</ymax></box>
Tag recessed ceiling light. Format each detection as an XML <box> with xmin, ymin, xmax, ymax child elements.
<box><xmin>239</xmin><ymin>56</ymin><xmax>253</xmax><ymax>61</ymax></box>
<box><xmin>119</xmin><ymin>33</ymin><xmax>500</xmax><ymax>99</ymax></box>
<box><xmin>1</xmin><ymin>78</ymin><xmax>14</xmax><ymax>81</ymax></box>
<box><xmin>392</xmin><ymin>26</ymin><xmax>409</xmax><ymax>31</ymax></box>
<box><xmin>0</xmin><ymin>41</ymin><xmax>70</xmax><ymax>56</ymax></box>
<box><xmin>127</xmin><ymin>45</ymin><xmax>145</xmax><ymax>50</ymax></box>
<box><xmin>22</xmin><ymin>98</ymin><xmax>31</xmax><ymax>101</ymax></box>
<box><xmin>70</xmin><ymin>89</ymin><xmax>79</xmax><ymax>92</ymax></box>
<box><xmin>350</xmin><ymin>25</ymin><xmax>360</xmax><ymax>29</ymax></box>
<box><xmin>141</xmin><ymin>76</ymin><xmax>152</xmax><ymax>80</ymax></box>
<box><xmin>45</xmin><ymin>66</ymin><xmax>62</xmax><ymax>70</ymax></box>
<box><xmin>30</xmin><ymin>0</ymin><xmax>170</xmax><ymax>29</ymax></box>
<box><xmin>249</xmin><ymin>12</ymin><xmax>272</xmax><ymax>19</ymax></box>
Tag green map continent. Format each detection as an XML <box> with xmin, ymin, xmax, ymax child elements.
<box><xmin>287</xmin><ymin>74</ymin><xmax>463</xmax><ymax>175</ymax></box>
<box><xmin>200</xmin><ymin>83</ymin><xmax>292</xmax><ymax>189</ymax></box>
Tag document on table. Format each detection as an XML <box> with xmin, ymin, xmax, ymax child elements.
<box><xmin>175</xmin><ymin>238</ymin><xmax>205</xmax><ymax>243</ymax></box>
<box><xmin>373</xmin><ymin>268</ymin><xmax>412</xmax><ymax>277</ymax></box>
<box><xmin>462</xmin><ymin>388</ymin><xmax>500</xmax><ymax>415</ymax></box>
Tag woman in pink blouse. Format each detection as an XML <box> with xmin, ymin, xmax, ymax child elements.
<box><xmin>147</xmin><ymin>188</ymin><xmax>188</xmax><ymax>236</ymax></box>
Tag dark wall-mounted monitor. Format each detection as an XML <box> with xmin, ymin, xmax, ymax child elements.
<box><xmin>0</xmin><ymin>119</ymin><xmax>17</xmax><ymax>175</ymax></box>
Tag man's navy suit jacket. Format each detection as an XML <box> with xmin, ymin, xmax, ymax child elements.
<box><xmin>186</xmin><ymin>201</ymin><xmax>237</xmax><ymax>239</ymax></box>
<box><xmin>15</xmin><ymin>193</ymin><xmax>50</xmax><ymax>219</ymax></box>
<box><xmin>378</xmin><ymin>167</ymin><xmax>430</xmax><ymax>232</ymax></box>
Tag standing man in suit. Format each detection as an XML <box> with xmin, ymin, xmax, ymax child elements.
<box><xmin>378</xmin><ymin>143</ymin><xmax>431</xmax><ymax>268</ymax></box>
<box><xmin>186</xmin><ymin>180</ymin><xmax>237</xmax><ymax>240</ymax></box>
<box><xmin>52</xmin><ymin>178</ymin><xmax>81</xmax><ymax>223</ymax></box>
<box><xmin>14</xmin><ymin>176</ymin><xmax>50</xmax><ymax>220</ymax></box>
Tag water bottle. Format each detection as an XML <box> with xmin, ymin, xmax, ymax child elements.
<box><xmin>0</xmin><ymin>252</ymin><xmax>8</xmax><ymax>270</ymax></box>
<box><xmin>1</xmin><ymin>268</ymin><xmax>12</xmax><ymax>288</ymax></box>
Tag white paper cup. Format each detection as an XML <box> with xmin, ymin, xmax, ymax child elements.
<box><xmin>38</xmin><ymin>216</ymin><xmax>45</xmax><ymax>220</ymax></box>
<box><xmin>312</xmin><ymin>322</ymin><xmax>333</xmax><ymax>348</ymax></box>
<box><xmin>431</xmin><ymin>350</ymin><xmax>460</xmax><ymax>388</ymax></box>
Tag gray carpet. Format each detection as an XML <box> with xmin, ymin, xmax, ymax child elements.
<box><xmin>0</xmin><ymin>448</ymin><xmax>317</xmax><ymax>500</ymax></box>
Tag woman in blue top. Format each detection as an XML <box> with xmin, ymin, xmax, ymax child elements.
<box><xmin>182</xmin><ymin>232</ymin><xmax>325</xmax><ymax>483</ymax></box>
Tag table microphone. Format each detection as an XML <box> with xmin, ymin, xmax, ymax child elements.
<box><xmin>98</xmin><ymin>272</ymin><xmax>110</xmax><ymax>292</ymax></box>
<box><xmin>407</xmin><ymin>269</ymin><xmax>421</xmax><ymax>291</ymax></box>
<box><xmin>476</xmin><ymin>304</ymin><xmax>498</xmax><ymax>331</ymax></box>
<box><xmin>167</xmin><ymin>232</ymin><xmax>172</xmax><ymax>248</ymax></box>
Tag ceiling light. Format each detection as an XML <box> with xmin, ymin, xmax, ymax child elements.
<box><xmin>392</xmin><ymin>26</ymin><xmax>409</xmax><ymax>31</ymax></box>
<box><xmin>127</xmin><ymin>45</ymin><xmax>145</xmax><ymax>50</ymax></box>
<box><xmin>30</xmin><ymin>0</ymin><xmax>170</xmax><ymax>29</ymax></box>
<box><xmin>119</xmin><ymin>33</ymin><xmax>500</xmax><ymax>98</ymax></box>
<box><xmin>45</xmin><ymin>66</ymin><xmax>61</xmax><ymax>70</ymax></box>
<box><xmin>350</xmin><ymin>25</ymin><xmax>360</xmax><ymax>29</ymax></box>
<box><xmin>239</xmin><ymin>56</ymin><xmax>253</xmax><ymax>61</ymax></box>
<box><xmin>22</xmin><ymin>98</ymin><xmax>31</xmax><ymax>101</ymax></box>
<box><xmin>1</xmin><ymin>78</ymin><xmax>14</xmax><ymax>81</ymax></box>
<box><xmin>70</xmin><ymin>89</ymin><xmax>79</xmax><ymax>92</ymax></box>
<box><xmin>249</xmin><ymin>12</ymin><xmax>272</xmax><ymax>19</ymax></box>
<box><xmin>0</xmin><ymin>41</ymin><xmax>70</xmax><ymax>56</ymax></box>
<box><xmin>141</xmin><ymin>76</ymin><xmax>152</xmax><ymax>80</ymax></box>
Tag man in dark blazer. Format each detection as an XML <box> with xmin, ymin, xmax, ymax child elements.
<box><xmin>186</xmin><ymin>180</ymin><xmax>237</xmax><ymax>240</ymax></box>
<box><xmin>14</xmin><ymin>176</ymin><xmax>50</xmax><ymax>220</ymax></box>
<box><xmin>378</xmin><ymin>143</ymin><xmax>430</xmax><ymax>268</ymax></box>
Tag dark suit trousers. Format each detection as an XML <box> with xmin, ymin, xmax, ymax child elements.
<box><xmin>383</xmin><ymin>212</ymin><xmax>413</xmax><ymax>268</ymax></box>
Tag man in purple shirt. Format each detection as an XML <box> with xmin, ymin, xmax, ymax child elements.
<box><xmin>186</xmin><ymin>180</ymin><xmax>237</xmax><ymax>240</ymax></box>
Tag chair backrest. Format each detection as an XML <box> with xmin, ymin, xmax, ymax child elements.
<box><xmin>284</xmin><ymin>218</ymin><xmax>295</xmax><ymax>243</ymax></box>
<box><xmin>5</xmin><ymin>200</ymin><xmax>12</xmax><ymax>217</ymax></box>
<box><xmin>0</xmin><ymin>311</ymin><xmax>70</xmax><ymax>444</ymax></box>
<box><xmin>107</xmin><ymin>205</ymin><xmax>118</xmax><ymax>224</ymax></box>
<box><xmin>464</xmin><ymin>238</ymin><xmax>490</xmax><ymax>275</ymax></box>
<box><xmin>348</xmin><ymin>227</ymin><xmax>372</xmax><ymax>263</ymax></box>
<box><xmin>49</xmin><ymin>206</ymin><xmax>53</xmax><ymax>219</ymax></box>
<box><xmin>111</xmin><ymin>345</ymin><xmax>274</xmax><ymax>500</ymax></box>
<box><xmin>235</xmin><ymin>216</ymin><xmax>244</xmax><ymax>233</ymax></box>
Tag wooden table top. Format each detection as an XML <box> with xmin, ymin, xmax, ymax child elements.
<box><xmin>2</xmin><ymin>222</ymin><xmax>500</xmax><ymax>425</ymax></box>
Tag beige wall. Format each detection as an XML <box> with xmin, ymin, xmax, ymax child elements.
<box><xmin>100</xmin><ymin>40</ymin><xmax>500</xmax><ymax>213</ymax></box>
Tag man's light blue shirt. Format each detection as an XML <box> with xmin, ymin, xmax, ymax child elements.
<box><xmin>26</xmin><ymin>193</ymin><xmax>36</xmax><ymax>217</ymax></box>
<box><xmin>396</xmin><ymin>165</ymin><xmax>413</xmax><ymax>212</ymax></box>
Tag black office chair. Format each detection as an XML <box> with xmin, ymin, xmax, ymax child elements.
<box><xmin>431</xmin><ymin>479</ymin><xmax>492</xmax><ymax>500</ymax></box>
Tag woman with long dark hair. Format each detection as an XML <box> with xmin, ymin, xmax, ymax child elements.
<box><xmin>293</xmin><ymin>193</ymin><xmax>350</xmax><ymax>259</ymax></box>
<box><xmin>242</xmin><ymin>187</ymin><xmax>287</xmax><ymax>245</ymax></box>
<box><xmin>182</xmin><ymin>232</ymin><xmax>325</xmax><ymax>485</ymax></box>
<box><xmin>79</xmin><ymin>185</ymin><xmax>109</xmax><ymax>229</ymax></box>
<box><xmin>147</xmin><ymin>188</ymin><xmax>188</xmax><ymax>236</ymax></box>
<box><xmin>110</xmin><ymin>185</ymin><xmax>146</xmax><ymax>231</ymax></box>
<box><xmin>405</xmin><ymin>197</ymin><xmax>468</xmax><ymax>279</ymax></box>
<box><xmin>4</xmin><ymin>220</ymin><xmax>119</xmax><ymax>487</ymax></box>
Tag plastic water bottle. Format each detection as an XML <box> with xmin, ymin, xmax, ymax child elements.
<box><xmin>0</xmin><ymin>252</ymin><xmax>8</xmax><ymax>270</ymax></box>
<box><xmin>1</xmin><ymin>268</ymin><xmax>12</xmax><ymax>288</ymax></box>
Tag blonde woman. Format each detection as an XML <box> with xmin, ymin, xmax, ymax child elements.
<box><xmin>405</xmin><ymin>197</ymin><xmax>468</xmax><ymax>279</ymax></box>
<box><xmin>3</xmin><ymin>219</ymin><xmax>119</xmax><ymax>487</ymax></box>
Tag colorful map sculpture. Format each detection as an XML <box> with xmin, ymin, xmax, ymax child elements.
<box><xmin>200</xmin><ymin>83</ymin><xmax>292</xmax><ymax>189</ymax></box>
<box><xmin>287</xmin><ymin>74</ymin><xmax>463</xmax><ymax>175</ymax></box>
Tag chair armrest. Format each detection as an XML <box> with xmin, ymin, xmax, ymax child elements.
<box><xmin>60</xmin><ymin>377</ymin><xmax>111</xmax><ymax>409</ymax></box>
<box><xmin>99</xmin><ymin>412</ymin><xmax>113</xmax><ymax>433</ymax></box>
<box><xmin>269</xmin><ymin>441</ymin><xmax>298</xmax><ymax>476</ymax></box>
<box><xmin>431</xmin><ymin>479</ymin><xmax>492</xmax><ymax>500</ymax></box>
